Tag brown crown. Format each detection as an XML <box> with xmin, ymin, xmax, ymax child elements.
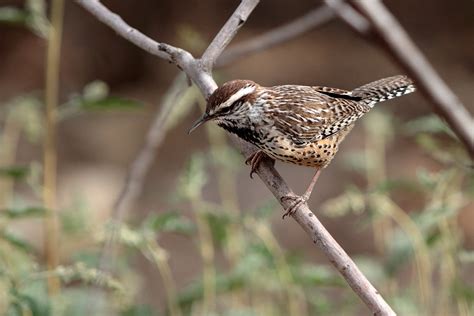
<box><xmin>207</xmin><ymin>80</ymin><xmax>258</xmax><ymax>111</ymax></box>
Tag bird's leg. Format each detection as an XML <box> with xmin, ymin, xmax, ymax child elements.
<box><xmin>281</xmin><ymin>168</ymin><xmax>321</xmax><ymax>219</ymax></box>
<box><xmin>245</xmin><ymin>150</ymin><xmax>274</xmax><ymax>179</ymax></box>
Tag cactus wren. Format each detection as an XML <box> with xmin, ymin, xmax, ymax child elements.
<box><xmin>189</xmin><ymin>75</ymin><xmax>415</xmax><ymax>217</ymax></box>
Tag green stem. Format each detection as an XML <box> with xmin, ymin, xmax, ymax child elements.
<box><xmin>144</xmin><ymin>241</ymin><xmax>182</xmax><ymax>316</ymax></box>
<box><xmin>43</xmin><ymin>0</ymin><xmax>65</xmax><ymax>295</ymax></box>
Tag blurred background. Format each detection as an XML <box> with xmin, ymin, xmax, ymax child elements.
<box><xmin>0</xmin><ymin>0</ymin><xmax>473</xmax><ymax>315</ymax></box>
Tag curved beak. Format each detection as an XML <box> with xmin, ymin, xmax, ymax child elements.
<box><xmin>188</xmin><ymin>113</ymin><xmax>211</xmax><ymax>134</ymax></box>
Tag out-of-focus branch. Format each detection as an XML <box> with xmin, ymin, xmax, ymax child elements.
<box><xmin>324</xmin><ymin>0</ymin><xmax>370</xmax><ymax>34</ymax></box>
<box><xmin>329</xmin><ymin>0</ymin><xmax>474</xmax><ymax>156</ymax></box>
<box><xmin>75</xmin><ymin>1</ymin><xmax>397</xmax><ymax>314</ymax></box>
<box><xmin>98</xmin><ymin>74</ymin><xmax>188</xmax><ymax>272</ymax></box>
<box><xmin>217</xmin><ymin>6</ymin><xmax>335</xmax><ymax>67</ymax></box>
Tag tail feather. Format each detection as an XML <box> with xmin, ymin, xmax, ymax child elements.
<box><xmin>352</xmin><ymin>75</ymin><xmax>415</xmax><ymax>107</ymax></box>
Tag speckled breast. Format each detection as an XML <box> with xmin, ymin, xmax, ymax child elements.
<box><xmin>259</xmin><ymin>126</ymin><xmax>354</xmax><ymax>168</ymax></box>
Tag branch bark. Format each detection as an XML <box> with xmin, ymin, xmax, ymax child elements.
<box><xmin>329</xmin><ymin>0</ymin><xmax>474</xmax><ymax>156</ymax></box>
<box><xmin>201</xmin><ymin>0</ymin><xmax>260</xmax><ymax>71</ymax></box>
<box><xmin>75</xmin><ymin>1</ymin><xmax>396</xmax><ymax>315</ymax></box>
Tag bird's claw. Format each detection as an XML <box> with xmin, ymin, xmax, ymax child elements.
<box><xmin>280</xmin><ymin>195</ymin><xmax>308</xmax><ymax>219</ymax></box>
<box><xmin>245</xmin><ymin>151</ymin><xmax>272</xmax><ymax>179</ymax></box>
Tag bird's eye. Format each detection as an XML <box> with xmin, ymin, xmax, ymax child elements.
<box><xmin>219</xmin><ymin>106</ymin><xmax>232</xmax><ymax>114</ymax></box>
<box><xmin>219</xmin><ymin>100</ymin><xmax>241</xmax><ymax>115</ymax></box>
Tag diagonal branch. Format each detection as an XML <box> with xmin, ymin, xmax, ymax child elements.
<box><xmin>98</xmin><ymin>74</ymin><xmax>189</xmax><ymax>272</ymax></box>
<box><xmin>74</xmin><ymin>0</ymin><xmax>216</xmax><ymax>96</ymax></box>
<box><xmin>96</xmin><ymin>4</ymin><xmax>339</xmax><ymax>277</ymax></box>
<box><xmin>75</xmin><ymin>1</ymin><xmax>397</xmax><ymax>315</ymax></box>
<box><xmin>324</xmin><ymin>0</ymin><xmax>370</xmax><ymax>34</ymax></box>
<box><xmin>329</xmin><ymin>0</ymin><xmax>474</xmax><ymax>156</ymax></box>
<box><xmin>201</xmin><ymin>0</ymin><xmax>260</xmax><ymax>71</ymax></box>
<box><xmin>75</xmin><ymin>0</ymin><xmax>189</xmax><ymax>63</ymax></box>
<box><xmin>233</xmin><ymin>137</ymin><xmax>396</xmax><ymax>315</ymax></box>
<box><xmin>217</xmin><ymin>5</ymin><xmax>335</xmax><ymax>67</ymax></box>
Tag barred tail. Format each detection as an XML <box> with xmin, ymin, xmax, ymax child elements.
<box><xmin>352</xmin><ymin>75</ymin><xmax>415</xmax><ymax>107</ymax></box>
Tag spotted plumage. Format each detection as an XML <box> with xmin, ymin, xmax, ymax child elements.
<box><xmin>188</xmin><ymin>75</ymin><xmax>415</xmax><ymax>216</ymax></box>
<box><xmin>190</xmin><ymin>75</ymin><xmax>414</xmax><ymax>169</ymax></box>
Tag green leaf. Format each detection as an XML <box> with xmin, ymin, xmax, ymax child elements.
<box><xmin>403</xmin><ymin>114</ymin><xmax>455</xmax><ymax>137</ymax></box>
<box><xmin>10</xmin><ymin>292</ymin><xmax>50</xmax><ymax>316</ymax></box>
<box><xmin>291</xmin><ymin>265</ymin><xmax>343</xmax><ymax>287</ymax></box>
<box><xmin>452</xmin><ymin>279</ymin><xmax>474</xmax><ymax>303</ymax></box>
<box><xmin>0</xmin><ymin>166</ymin><xmax>29</xmax><ymax>180</ymax></box>
<box><xmin>71</xmin><ymin>251</ymin><xmax>101</xmax><ymax>268</ymax></box>
<box><xmin>24</xmin><ymin>0</ymin><xmax>49</xmax><ymax>38</ymax></box>
<box><xmin>176</xmin><ymin>154</ymin><xmax>208</xmax><ymax>201</ymax></box>
<box><xmin>0</xmin><ymin>231</ymin><xmax>34</xmax><ymax>252</ymax></box>
<box><xmin>80</xmin><ymin>96</ymin><xmax>142</xmax><ymax>110</ymax></box>
<box><xmin>144</xmin><ymin>212</ymin><xmax>195</xmax><ymax>235</ymax></box>
<box><xmin>177</xmin><ymin>272</ymin><xmax>245</xmax><ymax>312</ymax></box>
<box><xmin>202</xmin><ymin>212</ymin><xmax>231</xmax><ymax>247</ymax></box>
<box><xmin>6</xmin><ymin>95</ymin><xmax>43</xmax><ymax>142</ymax></box>
<box><xmin>371</xmin><ymin>178</ymin><xmax>420</xmax><ymax>195</ymax></box>
<box><xmin>121</xmin><ymin>305</ymin><xmax>154</xmax><ymax>316</ymax></box>
<box><xmin>0</xmin><ymin>207</ymin><xmax>46</xmax><ymax>218</ymax></box>
<box><xmin>0</xmin><ymin>7</ymin><xmax>28</xmax><ymax>25</ymax></box>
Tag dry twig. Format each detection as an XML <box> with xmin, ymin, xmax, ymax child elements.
<box><xmin>217</xmin><ymin>5</ymin><xmax>335</xmax><ymax>66</ymax></box>
<box><xmin>75</xmin><ymin>0</ymin><xmax>396</xmax><ymax>314</ymax></box>
<box><xmin>328</xmin><ymin>0</ymin><xmax>474</xmax><ymax>156</ymax></box>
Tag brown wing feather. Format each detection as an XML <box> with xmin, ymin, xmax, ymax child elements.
<box><xmin>268</xmin><ymin>85</ymin><xmax>367</xmax><ymax>147</ymax></box>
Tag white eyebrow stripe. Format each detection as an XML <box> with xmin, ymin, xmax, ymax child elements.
<box><xmin>217</xmin><ymin>85</ymin><xmax>256</xmax><ymax>110</ymax></box>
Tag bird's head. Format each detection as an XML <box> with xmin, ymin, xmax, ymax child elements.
<box><xmin>188</xmin><ymin>80</ymin><xmax>259</xmax><ymax>133</ymax></box>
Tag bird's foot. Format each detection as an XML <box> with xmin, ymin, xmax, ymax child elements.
<box><xmin>245</xmin><ymin>151</ymin><xmax>273</xmax><ymax>179</ymax></box>
<box><xmin>280</xmin><ymin>194</ymin><xmax>310</xmax><ymax>219</ymax></box>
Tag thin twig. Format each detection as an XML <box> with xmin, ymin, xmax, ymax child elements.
<box><xmin>324</xmin><ymin>0</ymin><xmax>370</xmax><ymax>34</ymax></box>
<box><xmin>75</xmin><ymin>1</ymin><xmax>397</xmax><ymax>314</ymax></box>
<box><xmin>332</xmin><ymin>0</ymin><xmax>474</xmax><ymax>156</ymax></box>
<box><xmin>201</xmin><ymin>0</ymin><xmax>260</xmax><ymax>71</ymax></box>
<box><xmin>217</xmin><ymin>6</ymin><xmax>335</xmax><ymax>67</ymax></box>
<box><xmin>43</xmin><ymin>0</ymin><xmax>65</xmax><ymax>295</ymax></box>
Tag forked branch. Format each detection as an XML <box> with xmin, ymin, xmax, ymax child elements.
<box><xmin>75</xmin><ymin>1</ymin><xmax>396</xmax><ymax>315</ymax></box>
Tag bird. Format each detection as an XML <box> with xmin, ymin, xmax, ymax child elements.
<box><xmin>188</xmin><ymin>75</ymin><xmax>415</xmax><ymax>218</ymax></box>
